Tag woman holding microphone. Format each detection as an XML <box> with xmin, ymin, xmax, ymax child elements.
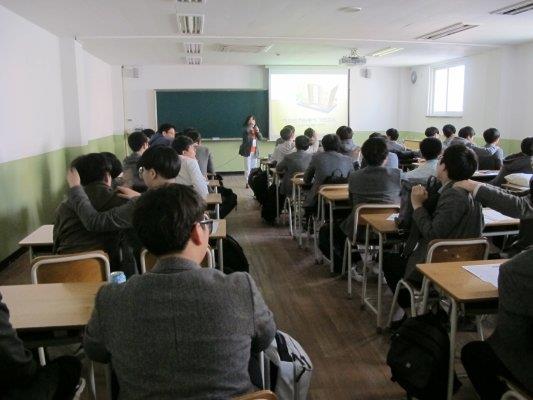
<box><xmin>239</xmin><ymin>115</ymin><xmax>263</xmax><ymax>187</ymax></box>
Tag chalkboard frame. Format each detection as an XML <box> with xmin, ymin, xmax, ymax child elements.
<box><xmin>155</xmin><ymin>89</ymin><xmax>269</xmax><ymax>140</ymax></box>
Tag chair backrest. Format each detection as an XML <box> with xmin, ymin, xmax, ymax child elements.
<box><xmin>426</xmin><ymin>238</ymin><xmax>490</xmax><ymax>263</ymax></box>
<box><xmin>233</xmin><ymin>390</ymin><xmax>278</xmax><ymax>400</ymax></box>
<box><xmin>140</xmin><ymin>247</ymin><xmax>214</xmax><ymax>274</ymax></box>
<box><xmin>31</xmin><ymin>251</ymin><xmax>110</xmax><ymax>284</ymax></box>
<box><xmin>352</xmin><ymin>204</ymin><xmax>400</xmax><ymax>242</ymax></box>
<box><xmin>291</xmin><ymin>172</ymin><xmax>304</xmax><ymax>199</ymax></box>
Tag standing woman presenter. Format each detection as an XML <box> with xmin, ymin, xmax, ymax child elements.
<box><xmin>239</xmin><ymin>115</ymin><xmax>263</xmax><ymax>187</ymax></box>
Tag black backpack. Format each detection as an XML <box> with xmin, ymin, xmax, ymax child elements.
<box><xmin>249</xmin><ymin>168</ymin><xmax>269</xmax><ymax>205</ymax></box>
<box><xmin>396</xmin><ymin>176</ymin><xmax>442</xmax><ymax>231</ymax></box>
<box><xmin>387</xmin><ymin>312</ymin><xmax>461</xmax><ymax>400</ymax></box>
<box><xmin>261</xmin><ymin>184</ymin><xmax>285</xmax><ymax>224</ymax></box>
<box><xmin>210</xmin><ymin>235</ymin><xmax>249</xmax><ymax>274</ymax></box>
<box><xmin>218</xmin><ymin>186</ymin><xmax>237</xmax><ymax>219</ymax></box>
<box><xmin>323</xmin><ymin>168</ymin><xmax>349</xmax><ymax>185</ymax></box>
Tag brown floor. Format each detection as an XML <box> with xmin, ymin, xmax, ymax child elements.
<box><xmin>0</xmin><ymin>175</ymin><xmax>480</xmax><ymax>399</ymax></box>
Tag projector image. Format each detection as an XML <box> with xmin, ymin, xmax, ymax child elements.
<box><xmin>297</xmin><ymin>84</ymin><xmax>338</xmax><ymax>113</ymax></box>
<box><xmin>339</xmin><ymin>48</ymin><xmax>367</xmax><ymax>66</ymax></box>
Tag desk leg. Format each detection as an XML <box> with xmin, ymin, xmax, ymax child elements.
<box><xmin>28</xmin><ymin>246</ymin><xmax>34</xmax><ymax>264</ymax></box>
<box><xmin>216</xmin><ymin>204</ymin><xmax>220</xmax><ymax>219</ymax></box>
<box><xmin>329</xmin><ymin>200</ymin><xmax>335</xmax><ymax>274</ymax></box>
<box><xmin>297</xmin><ymin>187</ymin><xmax>302</xmax><ymax>248</ymax></box>
<box><xmin>376</xmin><ymin>232</ymin><xmax>384</xmax><ymax>333</ymax></box>
<box><xmin>448</xmin><ymin>298</ymin><xmax>458</xmax><ymax>400</ymax></box>
<box><xmin>275</xmin><ymin>176</ymin><xmax>280</xmax><ymax>223</ymax></box>
<box><xmin>218</xmin><ymin>238</ymin><xmax>224</xmax><ymax>273</ymax></box>
<box><xmin>361</xmin><ymin>225</ymin><xmax>370</xmax><ymax>307</ymax></box>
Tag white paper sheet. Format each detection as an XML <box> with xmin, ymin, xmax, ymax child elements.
<box><xmin>483</xmin><ymin>209</ymin><xmax>511</xmax><ymax>223</ymax></box>
<box><xmin>463</xmin><ymin>264</ymin><xmax>501</xmax><ymax>288</ymax></box>
<box><xmin>211</xmin><ymin>220</ymin><xmax>219</xmax><ymax>235</ymax></box>
<box><xmin>386</xmin><ymin>213</ymin><xmax>399</xmax><ymax>221</ymax></box>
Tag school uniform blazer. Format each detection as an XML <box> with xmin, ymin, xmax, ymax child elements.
<box><xmin>404</xmin><ymin>183</ymin><xmax>484</xmax><ymax>281</ymax></box>
<box><xmin>490</xmin><ymin>152</ymin><xmax>533</xmax><ymax>187</ymax></box>
<box><xmin>239</xmin><ymin>128</ymin><xmax>263</xmax><ymax>157</ymax></box>
<box><xmin>476</xmin><ymin>144</ymin><xmax>504</xmax><ymax>170</ymax></box>
<box><xmin>83</xmin><ymin>256</ymin><xmax>276</xmax><ymax>400</ymax></box>
<box><xmin>340</xmin><ymin>166</ymin><xmax>402</xmax><ymax>237</ymax></box>
<box><xmin>276</xmin><ymin>150</ymin><xmax>312</xmax><ymax>196</ymax></box>
<box><xmin>488</xmin><ymin>248</ymin><xmax>533</xmax><ymax>394</ymax></box>
<box><xmin>303</xmin><ymin>151</ymin><xmax>355</xmax><ymax>208</ymax></box>
<box><xmin>176</xmin><ymin>156</ymin><xmax>209</xmax><ymax>199</ymax></box>
<box><xmin>195</xmin><ymin>145</ymin><xmax>214</xmax><ymax>176</ymax></box>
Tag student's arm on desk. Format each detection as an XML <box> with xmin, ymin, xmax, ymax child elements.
<box><xmin>67</xmin><ymin>186</ymin><xmax>135</xmax><ymax>232</ymax></box>
<box><xmin>475</xmin><ymin>184</ymin><xmax>533</xmax><ymax>219</ymax></box>
<box><xmin>83</xmin><ymin>289</ymin><xmax>111</xmax><ymax>363</ymax></box>
<box><xmin>245</xmin><ymin>274</ymin><xmax>276</xmax><ymax>353</ymax></box>
<box><xmin>412</xmin><ymin>189</ymin><xmax>469</xmax><ymax>240</ymax></box>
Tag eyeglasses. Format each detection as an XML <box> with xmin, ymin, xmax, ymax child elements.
<box><xmin>198</xmin><ymin>214</ymin><xmax>214</xmax><ymax>234</ymax></box>
<box><xmin>138</xmin><ymin>166</ymin><xmax>144</xmax><ymax>179</ymax></box>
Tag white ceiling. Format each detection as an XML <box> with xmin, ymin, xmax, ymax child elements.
<box><xmin>2</xmin><ymin>0</ymin><xmax>533</xmax><ymax>67</ymax></box>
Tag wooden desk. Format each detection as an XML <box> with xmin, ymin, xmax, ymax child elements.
<box><xmin>403</xmin><ymin>139</ymin><xmax>421</xmax><ymax>151</ymax></box>
<box><xmin>417</xmin><ymin>259</ymin><xmax>506</xmax><ymax>400</ymax></box>
<box><xmin>317</xmin><ymin>186</ymin><xmax>350</xmax><ymax>273</ymax></box>
<box><xmin>208</xmin><ymin>179</ymin><xmax>220</xmax><ymax>193</ymax></box>
<box><xmin>1</xmin><ymin>282</ymin><xmax>103</xmax><ymax>331</ymax></box>
<box><xmin>206</xmin><ymin>193</ymin><xmax>222</xmax><ymax>219</ymax></box>
<box><xmin>472</xmin><ymin>170</ymin><xmax>499</xmax><ymax>181</ymax></box>
<box><xmin>210</xmin><ymin>219</ymin><xmax>227</xmax><ymax>272</ymax></box>
<box><xmin>19</xmin><ymin>224</ymin><xmax>54</xmax><ymax>260</ymax></box>
<box><xmin>502</xmin><ymin>182</ymin><xmax>529</xmax><ymax>193</ymax></box>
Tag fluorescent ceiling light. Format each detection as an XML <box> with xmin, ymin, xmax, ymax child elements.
<box><xmin>490</xmin><ymin>1</ymin><xmax>533</xmax><ymax>15</ymax></box>
<box><xmin>176</xmin><ymin>0</ymin><xmax>205</xmax><ymax>3</ymax></box>
<box><xmin>183</xmin><ymin>43</ymin><xmax>202</xmax><ymax>54</ymax></box>
<box><xmin>338</xmin><ymin>6</ymin><xmax>362</xmax><ymax>13</ymax></box>
<box><xmin>370</xmin><ymin>47</ymin><xmax>403</xmax><ymax>57</ymax></box>
<box><xmin>177</xmin><ymin>14</ymin><xmax>204</xmax><ymax>35</ymax></box>
<box><xmin>416</xmin><ymin>23</ymin><xmax>479</xmax><ymax>40</ymax></box>
<box><xmin>185</xmin><ymin>56</ymin><xmax>202</xmax><ymax>65</ymax></box>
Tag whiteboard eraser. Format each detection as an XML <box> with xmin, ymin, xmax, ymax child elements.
<box><xmin>212</xmin><ymin>137</ymin><xmax>220</xmax><ymax>140</ymax></box>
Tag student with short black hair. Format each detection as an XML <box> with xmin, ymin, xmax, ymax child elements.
<box><xmin>83</xmin><ymin>184</ymin><xmax>276</xmax><ymax>399</ymax></box>
<box><xmin>172</xmin><ymin>135</ymin><xmax>208</xmax><ymax>198</ymax></box>
<box><xmin>123</xmin><ymin>131</ymin><xmax>149</xmax><ymax>192</ymax></box>
<box><xmin>364</xmin><ymin>133</ymin><xmax>399</xmax><ymax>168</ymax></box>
<box><xmin>304</xmin><ymin>127</ymin><xmax>320</xmax><ymax>153</ymax></box>
<box><xmin>142</xmin><ymin>128</ymin><xmax>156</xmax><ymax>139</ymax></box>
<box><xmin>442</xmin><ymin>124</ymin><xmax>456</xmax><ymax>149</ymax></box>
<box><xmin>336</xmin><ymin>125</ymin><xmax>360</xmax><ymax>159</ymax></box>
<box><xmin>101</xmin><ymin>152</ymin><xmax>123</xmax><ymax>182</ymax></box>
<box><xmin>490</xmin><ymin>137</ymin><xmax>533</xmax><ymax>186</ymax></box>
<box><xmin>149</xmin><ymin>123</ymin><xmax>176</xmax><ymax>147</ymax></box>
<box><xmin>303</xmin><ymin>134</ymin><xmax>354</xmax><ymax>210</ymax></box>
<box><xmin>276</xmin><ymin>135</ymin><xmax>312</xmax><ymax>196</ymax></box>
<box><xmin>477</xmin><ymin>128</ymin><xmax>504</xmax><ymax>170</ymax></box>
<box><xmin>424</xmin><ymin>126</ymin><xmax>439</xmax><ymax>138</ymax></box>
<box><xmin>183</xmin><ymin>128</ymin><xmax>214</xmax><ymax>177</ymax></box>
<box><xmin>319</xmin><ymin>137</ymin><xmax>403</xmax><ymax>273</ymax></box>
<box><xmin>450</xmin><ymin>126</ymin><xmax>501</xmax><ymax>160</ymax></box>
<box><xmin>271</xmin><ymin>125</ymin><xmax>296</xmax><ymax>164</ymax></box>
<box><xmin>405</xmin><ymin>137</ymin><xmax>443</xmax><ymax>181</ymax></box>
<box><xmin>383</xmin><ymin>145</ymin><xmax>484</xmax><ymax>324</ymax></box>
<box><xmin>386</xmin><ymin>128</ymin><xmax>406</xmax><ymax>152</ymax></box>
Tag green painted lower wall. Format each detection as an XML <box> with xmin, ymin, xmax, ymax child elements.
<box><xmin>0</xmin><ymin>134</ymin><xmax>126</xmax><ymax>261</ymax></box>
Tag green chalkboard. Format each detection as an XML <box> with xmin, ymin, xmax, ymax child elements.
<box><xmin>156</xmin><ymin>90</ymin><xmax>269</xmax><ymax>139</ymax></box>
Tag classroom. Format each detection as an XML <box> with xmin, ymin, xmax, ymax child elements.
<box><xmin>0</xmin><ymin>1</ymin><xmax>532</xmax><ymax>399</ymax></box>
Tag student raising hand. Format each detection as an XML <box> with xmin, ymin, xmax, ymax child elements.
<box><xmin>411</xmin><ymin>184</ymin><xmax>428</xmax><ymax>209</ymax></box>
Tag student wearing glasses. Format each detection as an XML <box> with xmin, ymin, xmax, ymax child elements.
<box><xmin>83</xmin><ymin>184</ymin><xmax>276</xmax><ymax>399</ymax></box>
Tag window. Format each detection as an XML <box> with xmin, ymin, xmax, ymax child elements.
<box><xmin>428</xmin><ymin>64</ymin><xmax>465</xmax><ymax>116</ymax></box>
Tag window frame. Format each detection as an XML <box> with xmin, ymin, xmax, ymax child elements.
<box><xmin>427</xmin><ymin>61</ymin><xmax>465</xmax><ymax>118</ymax></box>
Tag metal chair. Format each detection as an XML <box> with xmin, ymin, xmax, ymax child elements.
<box><xmin>387</xmin><ymin>238</ymin><xmax>490</xmax><ymax>328</ymax></box>
<box><xmin>31</xmin><ymin>250</ymin><xmax>111</xmax><ymax>399</ymax></box>
<box><xmin>140</xmin><ymin>247</ymin><xmax>215</xmax><ymax>273</ymax></box>
<box><xmin>341</xmin><ymin>204</ymin><xmax>400</xmax><ymax>299</ymax></box>
<box><xmin>282</xmin><ymin>172</ymin><xmax>304</xmax><ymax>238</ymax></box>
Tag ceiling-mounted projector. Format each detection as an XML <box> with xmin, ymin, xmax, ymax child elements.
<box><xmin>339</xmin><ymin>48</ymin><xmax>367</xmax><ymax>66</ymax></box>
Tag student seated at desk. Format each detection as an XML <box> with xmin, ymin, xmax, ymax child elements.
<box><xmin>123</xmin><ymin>131</ymin><xmax>149</xmax><ymax>192</ymax></box>
<box><xmin>276</xmin><ymin>135</ymin><xmax>312</xmax><ymax>198</ymax></box>
<box><xmin>383</xmin><ymin>145</ymin><xmax>484</xmax><ymax>325</ymax></box>
<box><xmin>455</xmin><ymin>181</ymin><xmax>533</xmax><ymax>399</ymax></box>
<box><xmin>303</xmin><ymin>134</ymin><xmax>355</xmax><ymax>213</ymax></box>
<box><xmin>477</xmin><ymin>128</ymin><xmax>504</xmax><ymax>170</ymax></box>
<box><xmin>182</xmin><ymin>128</ymin><xmax>214</xmax><ymax>178</ymax></box>
<box><xmin>83</xmin><ymin>184</ymin><xmax>276</xmax><ymax>399</ymax></box>
<box><xmin>318</xmin><ymin>137</ymin><xmax>402</xmax><ymax>273</ymax></box>
<box><xmin>365</xmin><ymin>133</ymin><xmax>399</xmax><ymax>169</ymax></box>
<box><xmin>386</xmin><ymin>128</ymin><xmax>406</xmax><ymax>152</ymax></box>
<box><xmin>274</xmin><ymin>124</ymin><xmax>295</xmax><ymax>146</ymax></box>
<box><xmin>54</xmin><ymin>153</ymin><xmax>128</xmax><ymax>271</ymax></box>
<box><xmin>441</xmin><ymin>124</ymin><xmax>456</xmax><ymax>150</ymax></box>
<box><xmin>0</xmin><ymin>292</ymin><xmax>82</xmax><ymax>399</ymax></box>
<box><xmin>404</xmin><ymin>137</ymin><xmax>442</xmax><ymax>182</ymax></box>
<box><xmin>336</xmin><ymin>125</ymin><xmax>360</xmax><ymax>159</ymax></box>
<box><xmin>450</xmin><ymin>126</ymin><xmax>500</xmax><ymax>159</ymax></box>
<box><xmin>270</xmin><ymin>125</ymin><xmax>296</xmax><ymax>164</ymax></box>
<box><xmin>172</xmin><ymin>135</ymin><xmax>209</xmax><ymax>199</ymax></box>
<box><xmin>149</xmin><ymin>123</ymin><xmax>176</xmax><ymax>147</ymax></box>
<box><xmin>424</xmin><ymin>126</ymin><xmax>439</xmax><ymax>138</ymax></box>
<box><xmin>304</xmin><ymin>127</ymin><xmax>320</xmax><ymax>154</ymax></box>
<box><xmin>490</xmin><ymin>137</ymin><xmax>533</xmax><ymax>187</ymax></box>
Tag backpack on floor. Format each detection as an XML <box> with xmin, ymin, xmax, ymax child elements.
<box><xmin>264</xmin><ymin>331</ymin><xmax>313</xmax><ymax>400</ymax></box>
<box><xmin>261</xmin><ymin>184</ymin><xmax>285</xmax><ymax>224</ymax></box>
<box><xmin>218</xmin><ymin>186</ymin><xmax>237</xmax><ymax>219</ymax></box>
<box><xmin>210</xmin><ymin>235</ymin><xmax>249</xmax><ymax>274</ymax></box>
<box><xmin>387</xmin><ymin>312</ymin><xmax>461</xmax><ymax>400</ymax></box>
<box><xmin>249</xmin><ymin>168</ymin><xmax>269</xmax><ymax>205</ymax></box>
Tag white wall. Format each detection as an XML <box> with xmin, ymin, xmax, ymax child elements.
<box><xmin>0</xmin><ymin>4</ymin><xmax>122</xmax><ymax>163</ymax></box>
<box><xmin>398</xmin><ymin>42</ymin><xmax>533</xmax><ymax>140</ymax></box>
<box><xmin>349</xmin><ymin>66</ymin><xmax>400</xmax><ymax>131</ymax></box>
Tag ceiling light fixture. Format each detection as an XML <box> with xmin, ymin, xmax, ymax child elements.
<box><xmin>416</xmin><ymin>23</ymin><xmax>479</xmax><ymax>40</ymax></box>
<box><xmin>490</xmin><ymin>0</ymin><xmax>533</xmax><ymax>15</ymax></box>
<box><xmin>183</xmin><ymin>43</ymin><xmax>202</xmax><ymax>54</ymax></box>
<box><xmin>176</xmin><ymin>0</ymin><xmax>205</xmax><ymax>3</ymax></box>
<box><xmin>177</xmin><ymin>14</ymin><xmax>204</xmax><ymax>35</ymax></box>
<box><xmin>185</xmin><ymin>56</ymin><xmax>202</xmax><ymax>65</ymax></box>
<box><xmin>338</xmin><ymin>6</ymin><xmax>362</xmax><ymax>13</ymax></box>
<box><xmin>370</xmin><ymin>47</ymin><xmax>404</xmax><ymax>57</ymax></box>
